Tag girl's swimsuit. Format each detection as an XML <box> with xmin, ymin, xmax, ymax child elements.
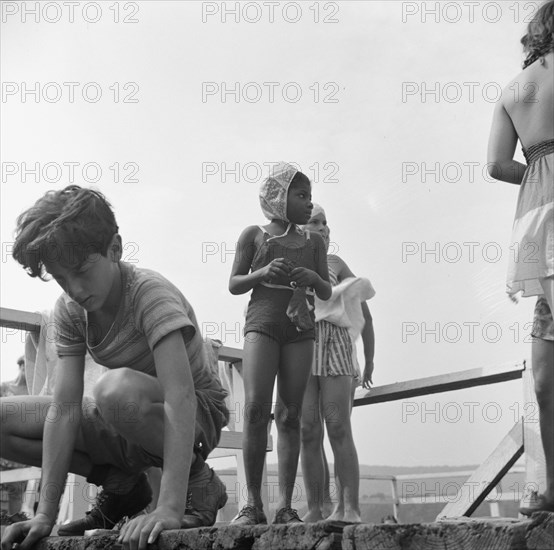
<box><xmin>507</xmin><ymin>139</ymin><xmax>554</xmax><ymax>341</ymax></box>
<box><xmin>244</xmin><ymin>224</ymin><xmax>317</xmax><ymax>345</ymax></box>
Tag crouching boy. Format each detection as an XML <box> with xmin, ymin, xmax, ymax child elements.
<box><xmin>0</xmin><ymin>186</ymin><xmax>229</xmax><ymax>550</ymax></box>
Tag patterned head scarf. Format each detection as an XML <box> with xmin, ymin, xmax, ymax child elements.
<box><xmin>259</xmin><ymin>162</ymin><xmax>298</xmax><ymax>221</ymax></box>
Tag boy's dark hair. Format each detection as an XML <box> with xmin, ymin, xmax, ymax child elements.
<box><xmin>13</xmin><ymin>185</ymin><xmax>119</xmax><ymax>280</ymax></box>
<box><xmin>521</xmin><ymin>0</ymin><xmax>554</xmax><ymax>68</ymax></box>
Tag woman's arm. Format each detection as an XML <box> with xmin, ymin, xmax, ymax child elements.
<box><xmin>360</xmin><ymin>302</ymin><xmax>375</xmax><ymax>388</ymax></box>
<box><xmin>487</xmin><ymin>98</ymin><xmax>527</xmax><ymax>184</ymax></box>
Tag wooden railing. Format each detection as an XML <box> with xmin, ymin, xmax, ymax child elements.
<box><xmin>0</xmin><ymin>306</ymin><xmax>544</xmax><ymax>522</ymax></box>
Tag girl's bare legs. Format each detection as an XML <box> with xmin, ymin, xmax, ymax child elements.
<box><xmin>330</xmin><ymin>378</ymin><xmax>357</xmax><ymax>520</ymax></box>
<box><xmin>275</xmin><ymin>339</ymin><xmax>313</xmax><ymax>513</ymax></box>
<box><xmin>241</xmin><ymin>335</ymin><xmax>280</xmax><ymax>510</ymax></box>
<box><xmin>321</xmin><ymin>448</ymin><xmax>334</xmax><ymax>518</ymax></box>
<box><xmin>321</xmin><ymin>376</ymin><xmax>361</xmax><ymax>523</ymax></box>
<box><xmin>535</xmin><ymin>277</ymin><xmax>554</xmax><ymax>502</ymax></box>
<box><xmin>300</xmin><ymin>374</ymin><xmax>326</xmax><ymax>521</ymax></box>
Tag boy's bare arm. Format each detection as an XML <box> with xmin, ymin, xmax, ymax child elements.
<box><xmin>118</xmin><ymin>330</ymin><xmax>195</xmax><ymax>549</ymax></box>
<box><xmin>37</xmin><ymin>355</ymin><xmax>85</xmax><ymax>522</ymax></box>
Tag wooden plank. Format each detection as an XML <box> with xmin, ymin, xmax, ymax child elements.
<box><xmin>0</xmin><ymin>307</ymin><xmax>41</xmax><ymax>332</ymax></box>
<box><xmin>438</xmin><ymin>421</ymin><xmax>524</xmax><ymax>519</ymax></box>
<box><xmin>0</xmin><ymin>467</ymin><xmax>41</xmax><ymax>483</ymax></box>
<box><xmin>402</xmin><ymin>491</ymin><xmax>521</xmax><ymax>505</ymax></box>
<box><xmin>354</xmin><ymin>362</ymin><xmax>526</xmax><ymax>406</ymax></box>
<box><xmin>217</xmin><ymin>430</ymin><xmax>272</xmax><ymax>452</ymax></box>
<box><xmin>219</xmin><ymin>346</ymin><xmax>242</xmax><ymax>363</ymax></box>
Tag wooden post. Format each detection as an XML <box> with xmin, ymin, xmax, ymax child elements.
<box><xmin>57</xmin><ymin>474</ymin><xmax>92</xmax><ymax>526</ymax></box>
<box><xmin>438</xmin><ymin>421</ymin><xmax>523</xmax><ymax>519</ymax></box>
<box><xmin>521</xmin><ymin>363</ymin><xmax>547</xmax><ymax>508</ymax></box>
<box><xmin>390</xmin><ymin>477</ymin><xmax>400</xmax><ymax>521</ymax></box>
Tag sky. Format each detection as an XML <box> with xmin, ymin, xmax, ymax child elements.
<box><xmin>0</xmin><ymin>1</ymin><xmax>543</xmax><ymax>469</ymax></box>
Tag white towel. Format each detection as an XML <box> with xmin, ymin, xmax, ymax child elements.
<box><xmin>315</xmin><ymin>277</ymin><xmax>375</xmax><ymax>340</ymax></box>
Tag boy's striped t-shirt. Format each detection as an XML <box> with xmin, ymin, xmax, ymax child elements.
<box><xmin>53</xmin><ymin>261</ymin><xmax>218</xmax><ymax>391</ymax></box>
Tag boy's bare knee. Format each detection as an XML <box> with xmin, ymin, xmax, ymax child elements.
<box><xmin>93</xmin><ymin>368</ymin><xmax>134</xmax><ymax>405</ymax></box>
<box><xmin>93</xmin><ymin>368</ymin><xmax>151</xmax><ymax>428</ymax></box>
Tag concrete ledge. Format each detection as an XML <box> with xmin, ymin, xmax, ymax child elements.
<box><xmin>343</xmin><ymin>518</ymin><xmax>529</xmax><ymax>550</ymax></box>
<box><xmin>19</xmin><ymin>514</ymin><xmax>553</xmax><ymax>550</ymax></box>
<box><xmin>526</xmin><ymin>512</ymin><xmax>554</xmax><ymax>550</ymax></box>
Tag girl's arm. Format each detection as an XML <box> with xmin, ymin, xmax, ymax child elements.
<box><xmin>332</xmin><ymin>255</ymin><xmax>375</xmax><ymax>387</ymax></box>
<box><xmin>487</xmin><ymin>97</ymin><xmax>527</xmax><ymax>184</ymax></box>
<box><xmin>229</xmin><ymin>226</ymin><xmax>291</xmax><ymax>295</ymax></box>
<box><xmin>360</xmin><ymin>302</ymin><xmax>375</xmax><ymax>388</ymax></box>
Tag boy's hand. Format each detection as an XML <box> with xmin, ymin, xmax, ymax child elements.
<box><xmin>1</xmin><ymin>514</ymin><xmax>53</xmax><ymax>550</ymax></box>
<box><xmin>118</xmin><ymin>509</ymin><xmax>181</xmax><ymax>550</ymax></box>
<box><xmin>261</xmin><ymin>258</ymin><xmax>293</xmax><ymax>283</ymax></box>
<box><xmin>289</xmin><ymin>267</ymin><xmax>317</xmax><ymax>287</ymax></box>
<box><xmin>362</xmin><ymin>360</ymin><xmax>374</xmax><ymax>389</ymax></box>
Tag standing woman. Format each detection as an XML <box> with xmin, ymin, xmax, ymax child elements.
<box><xmin>487</xmin><ymin>0</ymin><xmax>554</xmax><ymax>513</ymax></box>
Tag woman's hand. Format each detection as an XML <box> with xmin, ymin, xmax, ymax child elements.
<box><xmin>362</xmin><ymin>360</ymin><xmax>374</xmax><ymax>389</ymax></box>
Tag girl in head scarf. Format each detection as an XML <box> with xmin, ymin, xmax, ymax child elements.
<box><xmin>229</xmin><ymin>162</ymin><xmax>331</xmax><ymax>525</ymax></box>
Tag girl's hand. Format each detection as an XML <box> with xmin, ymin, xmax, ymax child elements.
<box><xmin>261</xmin><ymin>258</ymin><xmax>292</xmax><ymax>283</ymax></box>
<box><xmin>362</xmin><ymin>360</ymin><xmax>374</xmax><ymax>389</ymax></box>
<box><xmin>289</xmin><ymin>267</ymin><xmax>316</xmax><ymax>287</ymax></box>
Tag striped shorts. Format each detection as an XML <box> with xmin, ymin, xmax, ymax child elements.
<box><xmin>312</xmin><ymin>320</ymin><xmax>359</xmax><ymax>378</ymax></box>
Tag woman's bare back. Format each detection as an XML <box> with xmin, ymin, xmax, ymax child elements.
<box><xmin>503</xmin><ymin>52</ymin><xmax>554</xmax><ymax>148</ymax></box>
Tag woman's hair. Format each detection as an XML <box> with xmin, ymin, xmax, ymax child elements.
<box><xmin>13</xmin><ymin>185</ymin><xmax>119</xmax><ymax>280</ymax></box>
<box><xmin>521</xmin><ymin>0</ymin><xmax>554</xmax><ymax>68</ymax></box>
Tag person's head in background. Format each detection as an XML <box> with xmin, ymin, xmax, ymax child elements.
<box><xmin>304</xmin><ymin>203</ymin><xmax>330</xmax><ymax>252</ymax></box>
<box><xmin>16</xmin><ymin>355</ymin><xmax>26</xmax><ymax>385</ymax></box>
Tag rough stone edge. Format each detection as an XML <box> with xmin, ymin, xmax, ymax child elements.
<box><xmin>342</xmin><ymin>518</ymin><xmax>531</xmax><ymax>550</ymax></box>
<box><xmin>525</xmin><ymin>512</ymin><xmax>554</xmax><ymax>550</ymax></box>
<box><xmin>253</xmin><ymin>522</ymin><xmax>343</xmax><ymax>550</ymax></box>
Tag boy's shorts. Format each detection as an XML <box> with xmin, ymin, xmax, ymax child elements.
<box><xmin>531</xmin><ymin>296</ymin><xmax>554</xmax><ymax>341</ymax></box>
<box><xmin>80</xmin><ymin>388</ymin><xmax>229</xmax><ymax>474</ymax></box>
